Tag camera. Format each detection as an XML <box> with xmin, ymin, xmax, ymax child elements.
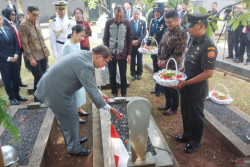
<box><xmin>224</xmin><ymin>6</ymin><xmax>232</xmax><ymax>14</ymax></box>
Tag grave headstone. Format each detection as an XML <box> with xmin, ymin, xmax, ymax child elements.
<box><xmin>127</xmin><ymin>97</ymin><xmax>155</xmax><ymax>166</ymax></box>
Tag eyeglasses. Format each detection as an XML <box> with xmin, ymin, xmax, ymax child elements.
<box><xmin>32</xmin><ymin>13</ymin><xmax>39</xmax><ymax>17</ymax></box>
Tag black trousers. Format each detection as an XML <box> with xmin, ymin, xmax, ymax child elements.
<box><xmin>29</xmin><ymin>58</ymin><xmax>48</xmax><ymax>93</ymax></box>
<box><xmin>0</xmin><ymin>61</ymin><xmax>19</xmax><ymax>100</ymax></box>
<box><xmin>130</xmin><ymin>46</ymin><xmax>143</xmax><ymax>76</ymax></box>
<box><xmin>232</xmin><ymin>29</ymin><xmax>241</xmax><ymax>60</ymax></box>
<box><xmin>227</xmin><ymin>30</ymin><xmax>234</xmax><ymax>58</ymax></box>
<box><xmin>151</xmin><ymin>54</ymin><xmax>163</xmax><ymax>93</ymax></box>
<box><xmin>239</xmin><ymin>33</ymin><xmax>250</xmax><ymax>62</ymax></box>
<box><xmin>181</xmin><ymin>95</ymin><xmax>205</xmax><ymax>145</ymax></box>
<box><xmin>164</xmin><ymin>87</ymin><xmax>179</xmax><ymax>111</ymax></box>
<box><xmin>81</xmin><ymin>46</ymin><xmax>90</xmax><ymax>51</ymax></box>
<box><xmin>17</xmin><ymin>51</ymin><xmax>23</xmax><ymax>84</ymax></box>
<box><xmin>108</xmin><ymin>59</ymin><xmax>127</xmax><ymax>95</ymax></box>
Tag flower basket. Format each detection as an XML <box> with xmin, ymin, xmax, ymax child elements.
<box><xmin>209</xmin><ymin>84</ymin><xmax>233</xmax><ymax>104</ymax></box>
<box><xmin>153</xmin><ymin>58</ymin><xmax>187</xmax><ymax>87</ymax></box>
<box><xmin>138</xmin><ymin>36</ymin><xmax>158</xmax><ymax>55</ymax></box>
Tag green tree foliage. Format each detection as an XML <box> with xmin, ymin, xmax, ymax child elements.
<box><xmin>0</xmin><ymin>98</ymin><xmax>18</xmax><ymax>141</ymax></box>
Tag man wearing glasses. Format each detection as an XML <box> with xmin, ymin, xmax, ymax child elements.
<box><xmin>19</xmin><ymin>5</ymin><xmax>50</xmax><ymax>102</ymax></box>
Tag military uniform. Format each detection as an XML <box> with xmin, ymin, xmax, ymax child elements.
<box><xmin>148</xmin><ymin>2</ymin><xmax>167</xmax><ymax>96</ymax></box>
<box><xmin>49</xmin><ymin>1</ymin><xmax>76</xmax><ymax>59</ymax></box>
<box><xmin>178</xmin><ymin>14</ymin><xmax>217</xmax><ymax>153</ymax></box>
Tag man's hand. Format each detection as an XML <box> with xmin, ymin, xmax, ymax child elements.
<box><xmin>14</xmin><ymin>54</ymin><xmax>19</xmax><ymax>61</ymax></box>
<box><xmin>101</xmin><ymin>93</ymin><xmax>110</xmax><ymax>103</ymax></box>
<box><xmin>157</xmin><ymin>60</ymin><xmax>166</xmax><ymax>69</ymax></box>
<box><xmin>173</xmin><ymin>80</ymin><xmax>186</xmax><ymax>89</ymax></box>
<box><xmin>110</xmin><ymin>108</ymin><xmax>121</xmax><ymax>119</ymax></box>
<box><xmin>9</xmin><ymin>57</ymin><xmax>17</xmax><ymax>62</ymax></box>
<box><xmin>30</xmin><ymin>59</ymin><xmax>37</xmax><ymax>67</ymax></box>
<box><xmin>127</xmin><ymin>55</ymin><xmax>131</xmax><ymax>64</ymax></box>
<box><xmin>134</xmin><ymin>40</ymin><xmax>139</xmax><ymax>46</ymax></box>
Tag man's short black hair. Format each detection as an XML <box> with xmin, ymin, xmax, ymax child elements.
<box><xmin>27</xmin><ymin>5</ymin><xmax>39</xmax><ymax>13</ymax></box>
<box><xmin>114</xmin><ymin>5</ymin><xmax>124</xmax><ymax>13</ymax></box>
<box><xmin>212</xmin><ymin>2</ymin><xmax>218</xmax><ymax>6</ymax></box>
<box><xmin>92</xmin><ymin>45</ymin><xmax>112</xmax><ymax>59</ymax></box>
<box><xmin>164</xmin><ymin>10</ymin><xmax>178</xmax><ymax>19</ymax></box>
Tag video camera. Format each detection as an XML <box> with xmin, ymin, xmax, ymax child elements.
<box><xmin>224</xmin><ymin>5</ymin><xmax>233</xmax><ymax>21</ymax></box>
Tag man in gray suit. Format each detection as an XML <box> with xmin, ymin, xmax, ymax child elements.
<box><xmin>35</xmin><ymin>45</ymin><xmax>120</xmax><ymax>156</ymax></box>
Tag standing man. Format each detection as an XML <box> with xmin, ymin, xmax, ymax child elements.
<box><xmin>148</xmin><ymin>2</ymin><xmax>167</xmax><ymax>96</ymax></box>
<box><xmin>157</xmin><ymin>10</ymin><xmax>188</xmax><ymax>115</ymax></box>
<box><xmin>35</xmin><ymin>45</ymin><xmax>121</xmax><ymax>156</ymax></box>
<box><xmin>2</xmin><ymin>7</ymin><xmax>27</xmax><ymax>87</ymax></box>
<box><xmin>239</xmin><ymin>8</ymin><xmax>250</xmax><ymax>65</ymax></box>
<box><xmin>180</xmin><ymin>3</ymin><xmax>188</xmax><ymax>30</ymax></box>
<box><xmin>174</xmin><ymin>14</ymin><xmax>217</xmax><ymax>153</ymax></box>
<box><xmin>49</xmin><ymin>1</ymin><xmax>76</xmax><ymax>59</ymax></box>
<box><xmin>124</xmin><ymin>2</ymin><xmax>133</xmax><ymax>20</ymax></box>
<box><xmin>130</xmin><ymin>8</ymin><xmax>146</xmax><ymax>81</ymax></box>
<box><xmin>19</xmin><ymin>5</ymin><xmax>50</xmax><ymax>102</ymax></box>
<box><xmin>0</xmin><ymin>15</ymin><xmax>27</xmax><ymax>105</ymax></box>
<box><xmin>103</xmin><ymin>5</ymin><xmax>132</xmax><ymax>97</ymax></box>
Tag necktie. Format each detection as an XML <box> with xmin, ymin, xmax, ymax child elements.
<box><xmin>0</xmin><ymin>28</ymin><xmax>9</xmax><ymax>42</ymax></box>
<box><xmin>10</xmin><ymin>22</ymin><xmax>22</xmax><ymax>48</ymax></box>
<box><xmin>135</xmin><ymin>21</ymin><xmax>138</xmax><ymax>32</ymax></box>
<box><xmin>244</xmin><ymin>26</ymin><xmax>247</xmax><ymax>33</ymax></box>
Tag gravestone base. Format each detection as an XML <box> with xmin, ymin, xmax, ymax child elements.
<box><xmin>127</xmin><ymin>152</ymin><xmax>155</xmax><ymax>167</ymax></box>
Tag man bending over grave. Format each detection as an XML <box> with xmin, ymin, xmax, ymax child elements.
<box><xmin>35</xmin><ymin>45</ymin><xmax>121</xmax><ymax>156</ymax></box>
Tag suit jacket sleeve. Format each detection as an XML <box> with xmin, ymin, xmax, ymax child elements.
<box><xmin>103</xmin><ymin>20</ymin><xmax>111</xmax><ymax>47</ymax></box>
<box><xmin>138</xmin><ymin>20</ymin><xmax>146</xmax><ymax>44</ymax></box>
<box><xmin>126</xmin><ymin>21</ymin><xmax>132</xmax><ymax>55</ymax></box>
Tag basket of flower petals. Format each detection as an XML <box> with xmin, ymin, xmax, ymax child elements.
<box><xmin>209</xmin><ymin>84</ymin><xmax>233</xmax><ymax>104</ymax></box>
<box><xmin>153</xmin><ymin>58</ymin><xmax>187</xmax><ymax>87</ymax></box>
<box><xmin>138</xmin><ymin>36</ymin><xmax>158</xmax><ymax>55</ymax></box>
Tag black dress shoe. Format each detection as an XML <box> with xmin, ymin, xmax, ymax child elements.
<box><xmin>111</xmin><ymin>93</ymin><xmax>118</xmax><ymax>98</ymax></box>
<box><xmin>184</xmin><ymin>143</ymin><xmax>201</xmax><ymax>153</ymax></box>
<box><xmin>163</xmin><ymin>109</ymin><xmax>177</xmax><ymax>115</ymax></box>
<box><xmin>79</xmin><ymin>137</ymin><xmax>88</xmax><ymax>144</ymax></box>
<box><xmin>78</xmin><ymin>112</ymin><xmax>89</xmax><ymax>116</ymax></box>
<box><xmin>19</xmin><ymin>83</ymin><xmax>28</xmax><ymax>87</ymax></box>
<box><xmin>234</xmin><ymin>59</ymin><xmax>243</xmax><ymax>63</ymax></box>
<box><xmin>131</xmin><ymin>75</ymin><xmax>136</xmax><ymax>81</ymax></box>
<box><xmin>10</xmin><ymin>98</ymin><xmax>19</xmax><ymax>105</ymax></box>
<box><xmin>16</xmin><ymin>95</ymin><xmax>28</xmax><ymax>101</ymax></box>
<box><xmin>79</xmin><ymin>119</ymin><xmax>86</xmax><ymax>124</ymax></box>
<box><xmin>158</xmin><ymin>106</ymin><xmax>168</xmax><ymax>110</ymax></box>
<box><xmin>150</xmin><ymin>89</ymin><xmax>157</xmax><ymax>94</ymax></box>
<box><xmin>155</xmin><ymin>91</ymin><xmax>163</xmax><ymax>96</ymax></box>
<box><xmin>69</xmin><ymin>149</ymin><xmax>91</xmax><ymax>156</ymax></box>
<box><xmin>137</xmin><ymin>75</ymin><xmax>142</xmax><ymax>80</ymax></box>
<box><xmin>175</xmin><ymin>135</ymin><xmax>188</xmax><ymax>143</ymax></box>
<box><xmin>225</xmin><ymin>56</ymin><xmax>233</xmax><ymax>59</ymax></box>
<box><xmin>121</xmin><ymin>93</ymin><xmax>127</xmax><ymax>97</ymax></box>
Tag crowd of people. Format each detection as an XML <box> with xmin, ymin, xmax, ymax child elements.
<box><xmin>0</xmin><ymin>0</ymin><xmax>249</xmax><ymax>157</ymax></box>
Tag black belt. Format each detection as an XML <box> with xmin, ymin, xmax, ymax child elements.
<box><xmin>56</xmin><ymin>40</ymin><xmax>65</xmax><ymax>45</ymax></box>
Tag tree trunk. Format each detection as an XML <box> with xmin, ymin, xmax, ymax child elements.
<box><xmin>16</xmin><ymin>0</ymin><xmax>23</xmax><ymax>13</ymax></box>
<box><xmin>84</xmin><ymin>2</ymin><xmax>90</xmax><ymax>21</ymax></box>
<box><xmin>183</xmin><ymin>0</ymin><xmax>190</xmax><ymax>5</ymax></box>
<box><xmin>0</xmin><ymin>143</ymin><xmax>5</xmax><ymax>167</ymax></box>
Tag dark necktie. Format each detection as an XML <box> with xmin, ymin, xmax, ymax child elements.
<box><xmin>0</xmin><ymin>28</ymin><xmax>9</xmax><ymax>42</ymax></box>
<box><xmin>10</xmin><ymin>22</ymin><xmax>22</xmax><ymax>48</ymax></box>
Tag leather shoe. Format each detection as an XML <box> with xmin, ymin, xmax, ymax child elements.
<box><xmin>137</xmin><ymin>75</ymin><xmax>142</xmax><ymax>80</ymax></box>
<box><xmin>225</xmin><ymin>56</ymin><xmax>233</xmax><ymax>59</ymax></box>
<box><xmin>121</xmin><ymin>93</ymin><xmax>127</xmax><ymax>97</ymax></box>
<box><xmin>69</xmin><ymin>149</ymin><xmax>91</xmax><ymax>156</ymax></box>
<box><xmin>155</xmin><ymin>92</ymin><xmax>163</xmax><ymax>96</ymax></box>
<box><xmin>16</xmin><ymin>95</ymin><xmax>28</xmax><ymax>101</ymax></box>
<box><xmin>79</xmin><ymin>119</ymin><xmax>86</xmax><ymax>124</ymax></box>
<box><xmin>131</xmin><ymin>75</ymin><xmax>136</xmax><ymax>81</ymax></box>
<box><xmin>234</xmin><ymin>59</ymin><xmax>243</xmax><ymax>63</ymax></box>
<box><xmin>78</xmin><ymin>109</ymin><xmax>89</xmax><ymax>116</ymax></box>
<box><xmin>150</xmin><ymin>89</ymin><xmax>157</xmax><ymax>94</ymax></box>
<box><xmin>245</xmin><ymin>61</ymin><xmax>250</xmax><ymax>65</ymax></box>
<box><xmin>111</xmin><ymin>93</ymin><xmax>118</xmax><ymax>98</ymax></box>
<box><xmin>175</xmin><ymin>135</ymin><xmax>188</xmax><ymax>143</ymax></box>
<box><xmin>184</xmin><ymin>143</ymin><xmax>201</xmax><ymax>153</ymax></box>
<box><xmin>19</xmin><ymin>83</ymin><xmax>28</xmax><ymax>87</ymax></box>
<box><xmin>163</xmin><ymin>109</ymin><xmax>177</xmax><ymax>115</ymax></box>
<box><xmin>158</xmin><ymin>106</ymin><xmax>168</xmax><ymax>110</ymax></box>
<box><xmin>10</xmin><ymin>98</ymin><xmax>19</xmax><ymax>105</ymax></box>
<box><xmin>79</xmin><ymin>137</ymin><xmax>88</xmax><ymax>144</ymax></box>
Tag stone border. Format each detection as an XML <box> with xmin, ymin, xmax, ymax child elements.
<box><xmin>94</xmin><ymin>97</ymin><xmax>177</xmax><ymax>167</ymax></box>
<box><xmin>0</xmin><ymin>104</ymin><xmax>54</xmax><ymax>167</ymax></box>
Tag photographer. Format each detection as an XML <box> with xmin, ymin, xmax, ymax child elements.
<box><xmin>225</xmin><ymin>6</ymin><xmax>234</xmax><ymax>59</ymax></box>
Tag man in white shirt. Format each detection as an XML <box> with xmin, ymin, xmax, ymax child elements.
<box><xmin>49</xmin><ymin>1</ymin><xmax>76</xmax><ymax>59</ymax></box>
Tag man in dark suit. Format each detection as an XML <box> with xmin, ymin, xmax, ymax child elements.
<box><xmin>0</xmin><ymin>15</ymin><xmax>27</xmax><ymax>105</ymax></box>
<box><xmin>130</xmin><ymin>8</ymin><xmax>146</xmax><ymax>80</ymax></box>
<box><xmin>239</xmin><ymin>9</ymin><xmax>250</xmax><ymax>65</ymax></box>
<box><xmin>2</xmin><ymin>7</ymin><xmax>27</xmax><ymax>87</ymax></box>
<box><xmin>124</xmin><ymin>1</ymin><xmax>133</xmax><ymax>20</ymax></box>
